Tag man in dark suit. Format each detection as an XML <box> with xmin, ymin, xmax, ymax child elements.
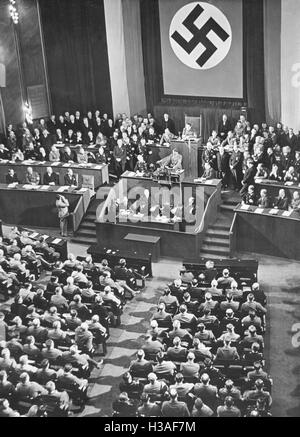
<box><xmin>60</xmin><ymin>146</ymin><xmax>76</xmax><ymax>163</ymax></box>
<box><xmin>65</xmin><ymin>129</ymin><xmax>76</xmax><ymax>146</ymax></box>
<box><xmin>273</xmin><ymin>189</ymin><xmax>289</xmax><ymax>210</ymax></box>
<box><xmin>281</xmin><ymin>146</ymin><xmax>293</xmax><ymax>175</ymax></box>
<box><xmin>161</xmin><ymin>113</ymin><xmax>176</xmax><ymax>135</ymax></box>
<box><xmin>240</xmin><ymin>159</ymin><xmax>256</xmax><ymax>196</ymax></box>
<box><xmin>161</xmin><ymin>388</ymin><xmax>190</xmax><ymax>417</ymax></box>
<box><xmin>218</xmin><ymin>114</ymin><xmax>231</xmax><ymax>140</ymax></box>
<box><xmin>40</xmin><ymin>130</ymin><xmax>53</xmax><ymax>156</ymax></box>
<box><xmin>216</xmin><ymin>145</ymin><xmax>230</xmax><ymax>188</ymax></box>
<box><xmin>44</xmin><ymin>167</ymin><xmax>58</xmax><ymax>185</ymax></box>
<box><xmin>229</xmin><ymin>144</ymin><xmax>243</xmax><ymax>190</ymax></box>
<box><xmin>285</xmin><ymin>128</ymin><xmax>298</xmax><ymax>152</ymax></box>
<box><xmin>64</xmin><ymin>169</ymin><xmax>77</xmax><ymax>187</ymax></box>
<box><xmin>113</xmin><ymin>139</ymin><xmax>127</xmax><ymax>179</ymax></box>
<box><xmin>47</xmin><ymin>115</ymin><xmax>57</xmax><ymax>136</ymax></box>
<box><xmin>67</xmin><ymin>114</ymin><xmax>77</xmax><ymax>133</ymax></box>
<box><xmin>216</xmin><ymin>340</ymin><xmax>240</xmax><ymax>361</ymax></box>
<box><xmin>5</xmin><ymin>169</ymin><xmax>19</xmax><ymax>184</ymax></box>
<box><xmin>55</xmin><ymin>128</ymin><xmax>65</xmax><ymax>144</ymax></box>
<box><xmin>201</xmin><ymin>142</ymin><xmax>217</xmax><ymax>173</ymax></box>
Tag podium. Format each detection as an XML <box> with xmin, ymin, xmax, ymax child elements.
<box><xmin>154</xmin><ymin>168</ymin><xmax>185</xmax><ymax>185</ymax></box>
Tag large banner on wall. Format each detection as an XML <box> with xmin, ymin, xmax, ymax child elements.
<box><xmin>281</xmin><ymin>0</ymin><xmax>300</xmax><ymax>131</ymax></box>
<box><xmin>158</xmin><ymin>0</ymin><xmax>243</xmax><ymax>98</ymax></box>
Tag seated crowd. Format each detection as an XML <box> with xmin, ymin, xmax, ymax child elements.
<box><xmin>241</xmin><ymin>185</ymin><xmax>300</xmax><ymax>212</ymax></box>
<box><xmin>112</xmin><ymin>261</ymin><xmax>272</xmax><ymax>418</ymax></box>
<box><xmin>201</xmin><ymin>114</ymin><xmax>300</xmax><ymax>195</ymax></box>
<box><xmin>0</xmin><ymin>228</ymin><xmax>146</xmax><ymax>417</ymax></box>
<box><xmin>0</xmin><ymin>111</ymin><xmax>186</xmax><ymax>180</ymax></box>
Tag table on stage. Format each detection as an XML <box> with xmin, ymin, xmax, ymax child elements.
<box><xmin>117</xmin><ymin>211</ymin><xmax>181</xmax><ymax>231</ymax></box>
<box><xmin>146</xmin><ymin>139</ymin><xmax>201</xmax><ymax>179</ymax></box>
<box><xmin>0</xmin><ymin>160</ymin><xmax>109</xmax><ymax>188</ymax></box>
<box><xmin>234</xmin><ymin>204</ymin><xmax>300</xmax><ymax>260</ymax></box>
<box><xmin>119</xmin><ymin>172</ymin><xmax>221</xmax><ymax>227</ymax></box>
<box><xmin>0</xmin><ymin>184</ymin><xmax>91</xmax><ymax>231</ymax></box>
<box><xmin>255</xmin><ymin>179</ymin><xmax>300</xmax><ymax>202</ymax></box>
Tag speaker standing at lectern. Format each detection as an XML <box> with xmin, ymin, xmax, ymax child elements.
<box><xmin>157</xmin><ymin>149</ymin><xmax>183</xmax><ymax>172</ymax></box>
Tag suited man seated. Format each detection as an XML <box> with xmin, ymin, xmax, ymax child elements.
<box><xmin>167</xmin><ymin>320</ymin><xmax>193</xmax><ymax>344</ymax></box>
<box><xmin>200</xmin><ymin>162</ymin><xmax>217</xmax><ymax>181</ymax></box>
<box><xmin>182</xmin><ymin>123</ymin><xmax>197</xmax><ymax>140</ymax></box>
<box><xmin>215</xmin><ymin>339</ymin><xmax>240</xmax><ymax>361</ymax></box>
<box><xmin>44</xmin><ymin>167</ymin><xmax>59</xmax><ymax>186</ymax></box>
<box><xmin>64</xmin><ymin>169</ymin><xmax>78</xmax><ymax>187</ymax></box>
<box><xmin>112</xmin><ymin>392</ymin><xmax>137</xmax><ymax>417</ymax></box>
<box><xmin>173</xmin><ymin>304</ymin><xmax>197</xmax><ymax>332</ymax></box>
<box><xmin>192</xmin><ymin>373</ymin><xmax>218</xmax><ymax>411</ymax></box>
<box><xmin>26</xmin><ymin>167</ymin><xmax>40</xmax><ymax>185</ymax></box>
<box><xmin>273</xmin><ymin>188</ymin><xmax>289</xmax><ymax>210</ymax></box>
<box><xmin>60</xmin><ymin>146</ymin><xmax>77</xmax><ymax>163</ymax></box>
<box><xmin>5</xmin><ymin>169</ymin><xmax>19</xmax><ymax>184</ymax></box>
<box><xmin>166</xmin><ymin>337</ymin><xmax>188</xmax><ymax>362</ymax></box>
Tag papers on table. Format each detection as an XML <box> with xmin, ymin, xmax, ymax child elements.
<box><xmin>52</xmin><ymin>238</ymin><xmax>62</xmax><ymax>245</ymax></box>
<box><xmin>62</xmin><ymin>163</ymin><xmax>71</xmax><ymax>167</ymax></box>
<box><xmin>240</xmin><ymin>204</ymin><xmax>250</xmax><ymax>211</ymax></box>
<box><xmin>7</xmin><ymin>183</ymin><xmax>18</xmax><ymax>188</ymax></box>
<box><xmin>42</xmin><ymin>235</ymin><xmax>49</xmax><ymax>240</ymax></box>
<box><xmin>154</xmin><ymin>215</ymin><xmax>170</xmax><ymax>223</ymax></box>
<box><xmin>94</xmin><ymin>165</ymin><xmax>103</xmax><ymax>169</ymax></box>
<box><xmin>22</xmin><ymin>184</ymin><xmax>39</xmax><ymax>190</ymax></box>
<box><xmin>29</xmin><ymin>232</ymin><xmax>39</xmax><ymax>239</ymax></box>
<box><xmin>254</xmin><ymin>208</ymin><xmax>264</xmax><ymax>214</ymax></box>
<box><xmin>51</xmin><ymin>162</ymin><xmax>60</xmax><ymax>166</ymax></box>
<box><xmin>57</xmin><ymin>186</ymin><xmax>69</xmax><ymax>192</ymax></box>
<box><xmin>269</xmin><ymin>209</ymin><xmax>279</xmax><ymax>215</ymax></box>
<box><xmin>40</xmin><ymin>185</ymin><xmax>50</xmax><ymax>190</ymax></box>
<box><xmin>282</xmin><ymin>210</ymin><xmax>293</xmax><ymax>217</ymax></box>
<box><xmin>126</xmin><ymin>172</ymin><xmax>136</xmax><ymax>177</ymax></box>
<box><xmin>77</xmin><ymin>188</ymin><xmax>87</xmax><ymax>193</ymax></box>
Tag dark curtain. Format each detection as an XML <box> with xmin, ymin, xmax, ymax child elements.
<box><xmin>244</xmin><ymin>0</ymin><xmax>266</xmax><ymax>123</ymax></box>
<box><xmin>140</xmin><ymin>0</ymin><xmax>164</xmax><ymax>114</ymax></box>
<box><xmin>140</xmin><ymin>0</ymin><xmax>266</xmax><ymax>128</ymax></box>
<box><xmin>39</xmin><ymin>0</ymin><xmax>112</xmax><ymax>116</ymax></box>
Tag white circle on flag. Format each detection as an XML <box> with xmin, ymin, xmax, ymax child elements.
<box><xmin>169</xmin><ymin>2</ymin><xmax>232</xmax><ymax>70</ymax></box>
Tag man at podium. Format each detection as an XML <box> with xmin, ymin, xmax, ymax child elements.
<box><xmin>157</xmin><ymin>149</ymin><xmax>183</xmax><ymax>172</ymax></box>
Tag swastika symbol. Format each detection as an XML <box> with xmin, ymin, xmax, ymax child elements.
<box><xmin>169</xmin><ymin>2</ymin><xmax>232</xmax><ymax>70</ymax></box>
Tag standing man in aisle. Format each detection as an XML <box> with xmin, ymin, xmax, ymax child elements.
<box><xmin>56</xmin><ymin>195</ymin><xmax>70</xmax><ymax>237</ymax></box>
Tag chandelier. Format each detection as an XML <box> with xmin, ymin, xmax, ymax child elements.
<box><xmin>9</xmin><ymin>0</ymin><xmax>19</xmax><ymax>24</ymax></box>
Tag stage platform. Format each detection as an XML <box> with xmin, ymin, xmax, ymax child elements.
<box><xmin>95</xmin><ymin>174</ymin><xmax>222</xmax><ymax>260</ymax></box>
<box><xmin>233</xmin><ymin>204</ymin><xmax>300</xmax><ymax>261</ymax></box>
